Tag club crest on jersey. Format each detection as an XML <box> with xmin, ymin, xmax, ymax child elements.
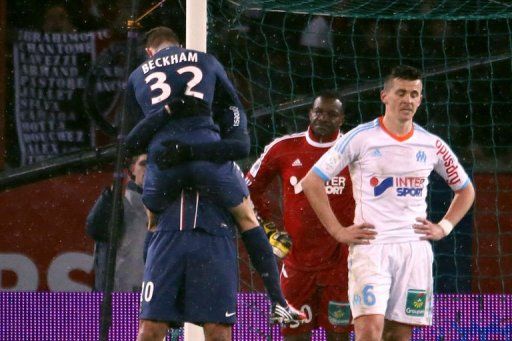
<box><xmin>416</xmin><ymin>150</ymin><xmax>426</xmax><ymax>163</ymax></box>
<box><xmin>371</xmin><ymin>148</ymin><xmax>382</xmax><ymax>157</ymax></box>
<box><xmin>370</xmin><ymin>176</ymin><xmax>425</xmax><ymax>197</ymax></box>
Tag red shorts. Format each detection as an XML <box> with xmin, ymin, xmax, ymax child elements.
<box><xmin>280</xmin><ymin>262</ymin><xmax>352</xmax><ymax>335</ymax></box>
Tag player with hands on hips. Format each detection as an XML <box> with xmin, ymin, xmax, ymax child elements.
<box><xmin>413</xmin><ymin>217</ymin><xmax>452</xmax><ymax>240</ymax></box>
<box><xmin>325</xmin><ymin>220</ymin><xmax>376</xmax><ymax>246</ymax></box>
<box><xmin>301</xmin><ymin>66</ymin><xmax>475</xmax><ymax>341</ymax></box>
<box><xmin>247</xmin><ymin>91</ymin><xmax>358</xmax><ymax>340</ymax></box>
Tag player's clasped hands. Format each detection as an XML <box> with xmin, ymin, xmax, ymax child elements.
<box><xmin>413</xmin><ymin>217</ymin><xmax>445</xmax><ymax>241</ymax></box>
<box><xmin>333</xmin><ymin>222</ymin><xmax>376</xmax><ymax>245</ymax></box>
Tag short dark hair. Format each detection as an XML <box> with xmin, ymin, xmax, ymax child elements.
<box><xmin>145</xmin><ymin>26</ymin><xmax>180</xmax><ymax>48</ymax></box>
<box><xmin>314</xmin><ymin>90</ymin><xmax>344</xmax><ymax>111</ymax></box>
<box><xmin>384</xmin><ymin>65</ymin><xmax>422</xmax><ymax>88</ymax></box>
<box><xmin>127</xmin><ymin>155</ymin><xmax>145</xmax><ymax>181</ymax></box>
<box><xmin>317</xmin><ymin>89</ymin><xmax>341</xmax><ymax>101</ymax></box>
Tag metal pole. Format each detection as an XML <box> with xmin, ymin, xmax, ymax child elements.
<box><xmin>184</xmin><ymin>1</ymin><xmax>207</xmax><ymax>339</ymax></box>
<box><xmin>99</xmin><ymin>0</ymin><xmax>141</xmax><ymax>339</ymax></box>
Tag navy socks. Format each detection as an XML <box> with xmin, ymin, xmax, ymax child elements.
<box><xmin>241</xmin><ymin>226</ymin><xmax>287</xmax><ymax>306</ymax></box>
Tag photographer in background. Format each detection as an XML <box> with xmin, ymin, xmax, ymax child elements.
<box><xmin>85</xmin><ymin>154</ymin><xmax>147</xmax><ymax>292</ymax></box>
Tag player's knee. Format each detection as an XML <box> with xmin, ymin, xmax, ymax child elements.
<box><xmin>382</xmin><ymin>330</ymin><xmax>411</xmax><ymax>341</ymax></box>
<box><xmin>355</xmin><ymin>328</ymin><xmax>381</xmax><ymax>341</ymax></box>
<box><xmin>325</xmin><ymin>331</ymin><xmax>351</xmax><ymax>341</ymax></box>
<box><xmin>203</xmin><ymin>323</ymin><xmax>232</xmax><ymax>341</ymax></box>
<box><xmin>137</xmin><ymin>321</ymin><xmax>168</xmax><ymax>341</ymax></box>
<box><xmin>354</xmin><ymin>317</ymin><xmax>383</xmax><ymax>341</ymax></box>
<box><xmin>382</xmin><ymin>321</ymin><xmax>412</xmax><ymax>341</ymax></box>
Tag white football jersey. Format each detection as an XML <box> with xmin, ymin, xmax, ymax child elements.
<box><xmin>313</xmin><ymin>117</ymin><xmax>471</xmax><ymax>244</ymax></box>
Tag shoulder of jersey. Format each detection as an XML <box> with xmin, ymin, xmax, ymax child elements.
<box><xmin>412</xmin><ymin>122</ymin><xmax>435</xmax><ymax>138</ymax></box>
<box><xmin>342</xmin><ymin>119</ymin><xmax>435</xmax><ymax>142</ymax></box>
<box><xmin>262</xmin><ymin>131</ymin><xmax>306</xmax><ymax>153</ymax></box>
<box><xmin>346</xmin><ymin>119</ymin><xmax>380</xmax><ymax>138</ymax></box>
<box><xmin>332</xmin><ymin>119</ymin><xmax>379</xmax><ymax>153</ymax></box>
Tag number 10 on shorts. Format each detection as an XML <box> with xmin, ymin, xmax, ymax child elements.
<box><xmin>140</xmin><ymin>281</ymin><xmax>155</xmax><ymax>303</ymax></box>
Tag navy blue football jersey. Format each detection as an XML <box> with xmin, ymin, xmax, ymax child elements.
<box><xmin>124</xmin><ymin>45</ymin><xmax>248</xmax><ymax>158</ymax></box>
<box><xmin>126</xmin><ymin>45</ymin><xmax>243</xmax><ymax>120</ymax></box>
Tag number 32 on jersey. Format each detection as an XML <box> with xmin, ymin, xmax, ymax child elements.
<box><xmin>144</xmin><ymin>66</ymin><xmax>204</xmax><ymax>105</ymax></box>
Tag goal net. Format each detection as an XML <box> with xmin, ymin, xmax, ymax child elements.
<box><xmin>207</xmin><ymin>0</ymin><xmax>512</xmax><ymax>338</ymax></box>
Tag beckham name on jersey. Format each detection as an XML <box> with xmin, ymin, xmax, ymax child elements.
<box><xmin>141</xmin><ymin>52</ymin><xmax>199</xmax><ymax>74</ymax></box>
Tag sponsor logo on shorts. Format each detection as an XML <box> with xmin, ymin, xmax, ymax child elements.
<box><xmin>405</xmin><ymin>289</ymin><xmax>427</xmax><ymax>317</ymax></box>
<box><xmin>225</xmin><ymin>311</ymin><xmax>236</xmax><ymax>317</ymax></box>
<box><xmin>328</xmin><ymin>301</ymin><xmax>351</xmax><ymax>326</ymax></box>
<box><xmin>370</xmin><ymin>176</ymin><xmax>425</xmax><ymax>197</ymax></box>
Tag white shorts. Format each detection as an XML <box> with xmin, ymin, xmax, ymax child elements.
<box><xmin>347</xmin><ymin>241</ymin><xmax>433</xmax><ymax>326</ymax></box>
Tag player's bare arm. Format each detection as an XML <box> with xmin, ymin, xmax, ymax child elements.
<box><xmin>301</xmin><ymin>169</ymin><xmax>376</xmax><ymax>245</ymax></box>
<box><xmin>413</xmin><ymin>182</ymin><xmax>475</xmax><ymax>240</ymax></box>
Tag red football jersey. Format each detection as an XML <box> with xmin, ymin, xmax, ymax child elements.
<box><xmin>246</xmin><ymin>128</ymin><xmax>355</xmax><ymax>271</ymax></box>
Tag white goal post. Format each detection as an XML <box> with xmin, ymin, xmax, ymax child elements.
<box><xmin>184</xmin><ymin>0</ymin><xmax>207</xmax><ymax>339</ymax></box>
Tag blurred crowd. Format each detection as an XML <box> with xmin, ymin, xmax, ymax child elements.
<box><xmin>3</xmin><ymin>0</ymin><xmax>511</xmax><ymax>170</ymax></box>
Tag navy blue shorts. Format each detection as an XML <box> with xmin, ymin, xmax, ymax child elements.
<box><xmin>139</xmin><ymin>229</ymin><xmax>238</xmax><ymax>325</ymax></box>
<box><xmin>143</xmin><ymin>160</ymin><xmax>249</xmax><ymax>213</ymax></box>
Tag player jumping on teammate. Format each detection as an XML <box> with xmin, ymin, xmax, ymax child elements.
<box><xmin>124</xmin><ymin>26</ymin><xmax>305</xmax><ymax>326</ymax></box>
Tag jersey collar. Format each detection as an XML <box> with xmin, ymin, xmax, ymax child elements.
<box><xmin>306</xmin><ymin>126</ymin><xmax>340</xmax><ymax>148</ymax></box>
<box><xmin>378</xmin><ymin>116</ymin><xmax>414</xmax><ymax>142</ymax></box>
<box><xmin>155</xmin><ymin>45</ymin><xmax>177</xmax><ymax>56</ymax></box>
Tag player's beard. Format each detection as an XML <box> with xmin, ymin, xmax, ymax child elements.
<box><xmin>311</xmin><ymin>121</ymin><xmax>336</xmax><ymax>137</ymax></box>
